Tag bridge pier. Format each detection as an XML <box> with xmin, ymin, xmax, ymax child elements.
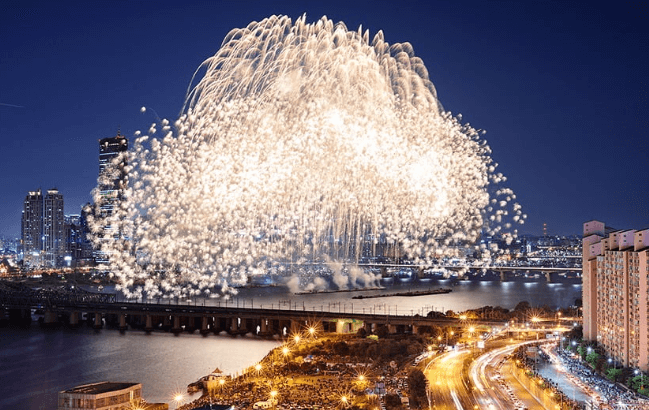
<box><xmin>69</xmin><ymin>311</ymin><xmax>80</xmax><ymax>327</ymax></box>
<box><xmin>119</xmin><ymin>314</ymin><xmax>127</xmax><ymax>331</ymax></box>
<box><xmin>228</xmin><ymin>317</ymin><xmax>247</xmax><ymax>335</ymax></box>
<box><xmin>500</xmin><ymin>271</ymin><xmax>506</xmax><ymax>281</ymax></box>
<box><xmin>172</xmin><ymin>316</ymin><xmax>182</xmax><ymax>334</ymax></box>
<box><xmin>545</xmin><ymin>272</ymin><xmax>552</xmax><ymax>282</ymax></box>
<box><xmin>42</xmin><ymin>310</ymin><xmax>58</xmax><ymax>327</ymax></box>
<box><xmin>93</xmin><ymin>313</ymin><xmax>103</xmax><ymax>329</ymax></box>
<box><xmin>200</xmin><ymin>316</ymin><xmax>210</xmax><ymax>335</ymax></box>
<box><xmin>259</xmin><ymin>318</ymin><xmax>269</xmax><ymax>336</ymax></box>
<box><xmin>388</xmin><ymin>324</ymin><xmax>397</xmax><ymax>334</ymax></box>
<box><xmin>144</xmin><ymin>315</ymin><xmax>153</xmax><ymax>332</ymax></box>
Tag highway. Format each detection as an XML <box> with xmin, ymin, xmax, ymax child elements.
<box><xmin>424</xmin><ymin>339</ymin><xmax>546</xmax><ymax>410</ymax></box>
<box><xmin>469</xmin><ymin>341</ymin><xmax>544</xmax><ymax>410</ymax></box>
<box><xmin>424</xmin><ymin>349</ymin><xmax>476</xmax><ymax>410</ymax></box>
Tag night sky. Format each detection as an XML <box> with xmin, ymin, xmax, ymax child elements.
<box><xmin>1</xmin><ymin>0</ymin><xmax>647</xmax><ymax>238</ymax></box>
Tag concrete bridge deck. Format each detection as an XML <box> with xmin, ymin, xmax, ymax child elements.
<box><xmin>0</xmin><ymin>282</ymin><xmax>507</xmax><ymax>336</ymax></box>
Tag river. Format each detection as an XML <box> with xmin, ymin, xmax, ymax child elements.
<box><xmin>0</xmin><ymin>277</ymin><xmax>581</xmax><ymax>410</ymax></box>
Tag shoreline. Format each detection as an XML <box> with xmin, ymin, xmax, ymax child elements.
<box><xmin>179</xmin><ymin>333</ymin><xmax>432</xmax><ymax>410</ymax></box>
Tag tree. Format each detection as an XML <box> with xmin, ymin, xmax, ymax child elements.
<box><xmin>605</xmin><ymin>368</ymin><xmax>622</xmax><ymax>383</ymax></box>
<box><xmin>585</xmin><ymin>351</ymin><xmax>599</xmax><ymax>368</ymax></box>
<box><xmin>629</xmin><ymin>375</ymin><xmax>649</xmax><ymax>395</ymax></box>
<box><xmin>408</xmin><ymin>368</ymin><xmax>428</xmax><ymax>409</ymax></box>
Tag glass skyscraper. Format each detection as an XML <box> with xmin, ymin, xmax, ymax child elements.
<box><xmin>21</xmin><ymin>188</ymin><xmax>64</xmax><ymax>268</ymax></box>
<box><xmin>95</xmin><ymin>131</ymin><xmax>128</xmax><ymax>264</ymax></box>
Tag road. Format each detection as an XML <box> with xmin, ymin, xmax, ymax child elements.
<box><xmin>424</xmin><ymin>349</ymin><xmax>476</xmax><ymax>410</ymax></box>
<box><xmin>469</xmin><ymin>341</ymin><xmax>544</xmax><ymax>410</ymax></box>
<box><xmin>424</xmin><ymin>340</ymin><xmax>546</xmax><ymax>410</ymax></box>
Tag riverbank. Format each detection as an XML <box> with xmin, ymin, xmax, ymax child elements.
<box><xmin>178</xmin><ymin>333</ymin><xmax>430</xmax><ymax>410</ymax></box>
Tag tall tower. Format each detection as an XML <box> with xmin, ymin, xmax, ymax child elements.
<box><xmin>21</xmin><ymin>188</ymin><xmax>65</xmax><ymax>268</ymax></box>
<box><xmin>21</xmin><ymin>189</ymin><xmax>44</xmax><ymax>267</ymax></box>
<box><xmin>98</xmin><ymin>130</ymin><xmax>128</xmax><ymax>216</ymax></box>
<box><xmin>95</xmin><ymin>131</ymin><xmax>128</xmax><ymax>264</ymax></box>
<box><xmin>43</xmin><ymin>188</ymin><xmax>65</xmax><ymax>267</ymax></box>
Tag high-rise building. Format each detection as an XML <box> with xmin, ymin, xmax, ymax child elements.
<box><xmin>98</xmin><ymin>131</ymin><xmax>128</xmax><ymax>215</ymax></box>
<box><xmin>95</xmin><ymin>131</ymin><xmax>128</xmax><ymax>264</ymax></box>
<box><xmin>64</xmin><ymin>214</ymin><xmax>94</xmax><ymax>267</ymax></box>
<box><xmin>21</xmin><ymin>189</ymin><xmax>44</xmax><ymax>266</ymax></box>
<box><xmin>21</xmin><ymin>188</ymin><xmax>65</xmax><ymax>268</ymax></box>
<box><xmin>582</xmin><ymin>220</ymin><xmax>649</xmax><ymax>371</ymax></box>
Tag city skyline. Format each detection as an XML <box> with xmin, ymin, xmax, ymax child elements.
<box><xmin>1</xmin><ymin>0</ymin><xmax>647</xmax><ymax>238</ymax></box>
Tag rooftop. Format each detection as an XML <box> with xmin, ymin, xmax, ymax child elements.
<box><xmin>62</xmin><ymin>382</ymin><xmax>140</xmax><ymax>395</ymax></box>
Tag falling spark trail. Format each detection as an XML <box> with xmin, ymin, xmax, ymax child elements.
<box><xmin>90</xmin><ymin>15</ymin><xmax>524</xmax><ymax>299</ymax></box>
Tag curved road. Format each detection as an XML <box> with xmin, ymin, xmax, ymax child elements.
<box><xmin>424</xmin><ymin>340</ymin><xmax>545</xmax><ymax>410</ymax></box>
<box><xmin>469</xmin><ymin>341</ymin><xmax>544</xmax><ymax>410</ymax></box>
<box><xmin>424</xmin><ymin>349</ymin><xmax>476</xmax><ymax>410</ymax></box>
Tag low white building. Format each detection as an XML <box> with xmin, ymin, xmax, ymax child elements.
<box><xmin>57</xmin><ymin>381</ymin><xmax>167</xmax><ymax>410</ymax></box>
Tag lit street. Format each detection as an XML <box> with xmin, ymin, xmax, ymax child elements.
<box><xmin>425</xmin><ymin>339</ymin><xmax>548</xmax><ymax>410</ymax></box>
<box><xmin>470</xmin><ymin>341</ymin><xmax>544</xmax><ymax>410</ymax></box>
<box><xmin>425</xmin><ymin>349</ymin><xmax>476</xmax><ymax>410</ymax></box>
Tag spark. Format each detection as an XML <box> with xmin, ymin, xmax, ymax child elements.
<box><xmin>90</xmin><ymin>15</ymin><xmax>522</xmax><ymax>299</ymax></box>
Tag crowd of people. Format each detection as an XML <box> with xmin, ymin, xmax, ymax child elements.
<box><xmin>177</xmin><ymin>335</ymin><xmax>415</xmax><ymax>410</ymax></box>
<box><xmin>551</xmin><ymin>346</ymin><xmax>649</xmax><ymax>410</ymax></box>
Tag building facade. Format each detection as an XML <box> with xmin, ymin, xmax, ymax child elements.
<box><xmin>63</xmin><ymin>214</ymin><xmax>94</xmax><ymax>267</ymax></box>
<box><xmin>21</xmin><ymin>188</ymin><xmax>65</xmax><ymax>268</ymax></box>
<box><xmin>98</xmin><ymin>131</ymin><xmax>128</xmax><ymax>214</ymax></box>
<box><xmin>58</xmin><ymin>382</ymin><xmax>167</xmax><ymax>410</ymax></box>
<box><xmin>95</xmin><ymin>132</ymin><xmax>128</xmax><ymax>264</ymax></box>
<box><xmin>582</xmin><ymin>220</ymin><xmax>649</xmax><ymax>371</ymax></box>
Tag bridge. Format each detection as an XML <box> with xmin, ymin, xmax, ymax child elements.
<box><xmin>0</xmin><ymin>282</ymin><xmax>506</xmax><ymax>337</ymax></box>
<box><xmin>345</xmin><ymin>263</ymin><xmax>581</xmax><ymax>283</ymax></box>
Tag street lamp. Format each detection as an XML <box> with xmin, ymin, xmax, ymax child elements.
<box><xmin>173</xmin><ymin>393</ymin><xmax>184</xmax><ymax>408</ymax></box>
<box><xmin>635</xmin><ymin>369</ymin><xmax>645</xmax><ymax>390</ymax></box>
<box><xmin>218</xmin><ymin>378</ymin><xmax>226</xmax><ymax>395</ymax></box>
<box><xmin>270</xmin><ymin>390</ymin><xmax>278</xmax><ymax>408</ymax></box>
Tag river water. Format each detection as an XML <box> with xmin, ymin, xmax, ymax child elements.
<box><xmin>0</xmin><ymin>277</ymin><xmax>581</xmax><ymax>410</ymax></box>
